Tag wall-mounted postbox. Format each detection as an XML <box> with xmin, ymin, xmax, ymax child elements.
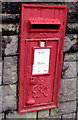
<box><xmin>18</xmin><ymin>4</ymin><xmax>68</xmax><ymax>113</ymax></box>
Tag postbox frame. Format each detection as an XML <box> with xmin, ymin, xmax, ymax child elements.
<box><xmin>18</xmin><ymin>4</ymin><xmax>68</xmax><ymax>113</ymax></box>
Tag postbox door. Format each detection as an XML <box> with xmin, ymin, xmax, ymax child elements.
<box><xmin>24</xmin><ymin>38</ymin><xmax>60</xmax><ymax>107</ymax></box>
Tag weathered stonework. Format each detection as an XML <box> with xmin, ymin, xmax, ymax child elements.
<box><xmin>62</xmin><ymin>113</ymin><xmax>76</xmax><ymax>119</ymax></box>
<box><xmin>66</xmin><ymin>23</ymin><xmax>78</xmax><ymax>33</ymax></box>
<box><xmin>64</xmin><ymin>34</ymin><xmax>78</xmax><ymax>52</ymax></box>
<box><xmin>38</xmin><ymin>109</ymin><xmax>49</xmax><ymax>118</ymax></box>
<box><xmin>0</xmin><ymin>59</ymin><xmax>2</xmax><ymax>85</ymax></box>
<box><xmin>2</xmin><ymin>24</ymin><xmax>19</xmax><ymax>36</ymax></box>
<box><xmin>0</xmin><ymin>113</ymin><xmax>4</xmax><ymax>120</ymax></box>
<box><xmin>64</xmin><ymin>36</ymin><xmax>72</xmax><ymax>52</ymax></box>
<box><xmin>51</xmin><ymin>101</ymin><xmax>76</xmax><ymax>116</ymax></box>
<box><xmin>2</xmin><ymin>84</ymin><xmax>17</xmax><ymax>112</ymax></box>
<box><xmin>64</xmin><ymin>52</ymin><xmax>78</xmax><ymax>62</ymax></box>
<box><xmin>3</xmin><ymin>56</ymin><xmax>17</xmax><ymax>84</ymax></box>
<box><xmin>2</xmin><ymin>14</ymin><xmax>19</xmax><ymax>23</ymax></box>
<box><xmin>60</xmin><ymin>78</ymin><xmax>76</xmax><ymax>102</ymax></box>
<box><xmin>4</xmin><ymin>36</ymin><xmax>18</xmax><ymax>55</ymax></box>
<box><xmin>0</xmin><ymin>86</ymin><xmax>2</xmax><ymax>113</ymax></box>
<box><xmin>6</xmin><ymin>111</ymin><xmax>37</xmax><ymax>118</ymax></box>
<box><xmin>62</xmin><ymin>62</ymin><xmax>77</xmax><ymax>79</ymax></box>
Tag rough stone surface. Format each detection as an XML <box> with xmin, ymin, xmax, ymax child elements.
<box><xmin>0</xmin><ymin>113</ymin><xmax>4</xmax><ymax>120</ymax></box>
<box><xmin>2</xmin><ymin>35</ymin><xmax>18</xmax><ymax>55</ymax></box>
<box><xmin>66</xmin><ymin>23</ymin><xmax>78</xmax><ymax>33</ymax></box>
<box><xmin>0</xmin><ymin>86</ymin><xmax>2</xmax><ymax>113</ymax></box>
<box><xmin>51</xmin><ymin>101</ymin><xmax>76</xmax><ymax>116</ymax></box>
<box><xmin>64</xmin><ymin>36</ymin><xmax>72</xmax><ymax>52</ymax></box>
<box><xmin>64</xmin><ymin>53</ymin><xmax>78</xmax><ymax>62</ymax></box>
<box><xmin>6</xmin><ymin>111</ymin><xmax>37</xmax><ymax>118</ymax></box>
<box><xmin>3</xmin><ymin>56</ymin><xmax>17</xmax><ymax>84</ymax></box>
<box><xmin>62</xmin><ymin>113</ymin><xmax>75</xmax><ymax>119</ymax></box>
<box><xmin>4</xmin><ymin>36</ymin><xmax>18</xmax><ymax>55</ymax></box>
<box><xmin>65</xmin><ymin>2</ymin><xmax>78</xmax><ymax>23</ymax></box>
<box><xmin>2</xmin><ymin>84</ymin><xmax>17</xmax><ymax>112</ymax></box>
<box><xmin>0</xmin><ymin>59</ymin><xmax>2</xmax><ymax>85</ymax></box>
<box><xmin>62</xmin><ymin>62</ymin><xmax>77</xmax><ymax>79</ymax></box>
<box><xmin>60</xmin><ymin>78</ymin><xmax>76</xmax><ymax>102</ymax></box>
<box><xmin>2</xmin><ymin>14</ymin><xmax>19</xmax><ymax>23</ymax></box>
<box><xmin>2</xmin><ymin>2</ymin><xmax>7</xmax><ymax>13</ymax></box>
<box><xmin>2</xmin><ymin>24</ymin><xmax>19</xmax><ymax>35</ymax></box>
<box><xmin>47</xmin><ymin>115</ymin><xmax>61</xmax><ymax>119</ymax></box>
<box><xmin>38</xmin><ymin>109</ymin><xmax>49</xmax><ymax>118</ymax></box>
<box><xmin>6</xmin><ymin>3</ymin><xmax>20</xmax><ymax>14</ymax></box>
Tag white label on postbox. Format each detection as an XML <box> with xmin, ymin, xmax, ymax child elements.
<box><xmin>32</xmin><ymin>48</ymin><xmax>50</xmax><ymax>75</ymax></box>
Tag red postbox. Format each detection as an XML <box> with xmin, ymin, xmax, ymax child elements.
<box><xmin>18</xmin><ymin>4</ymin><xmax>68</xmax><ymax>113</ymax></box>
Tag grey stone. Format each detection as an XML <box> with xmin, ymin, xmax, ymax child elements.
<box><xmin>2</xmin><ymin>2</ymin><xmax>7</xmax><ymax>13</ymax></box>
<box><xmin>2</xmin><ymin>14</ymin><xmax>19</xmax><ymax>23</ymax></box>
<box><xmin>0</xmin><ymin>113</ymin><xmax>4</xmax><ymax>120</ymax></box>
<box><xmin>66</xmin><ymin>23</ymin><xmax>78</xmax><ymax>34</ymax></box>
<box><xmin>62</xmin><ymin>113</ymin><xmax>75</xmax><ymax>119</ymax></box>
<box><xmin>65</xmin><ymin>3</ymin><xmax>78</xmax><ymax>23</ymax></box>
<box><xmin>64</xmin><ymin>53</ymin><xmax>77</xmax><ymax>62</ymax></box>
<box><xmin>2</xmin><ymin>84</ymin><xmax>17</xmax><ymax>112</ymax></box>
<box><xmin>51</xmin><ymin>101</ymin><xmax>76</xmax><ymax>116</ymax></box>
<box><xmin>38</xmin><ymin>109</ymin><xmax>49</xmax><ymax>118</ymax></box>
<box><xmin>0</xmin><ymin>60</ymin><xmax>2</xmax><ymax>85</ymax></box>
<box><xmin>76</xmin><ymin>78</ymin><xmax>78</xmax><ymax>99</ymax></box>
<box><xmin>4</xmin><ymin>36</ymin><xmax>18</xmax><ymax>55</ymax></box>
<box><xmin>0</xmin><ymin>86</ymin><xmax>2</xmax><ymax>112</ymax></box>
<box><xmin>60</xmin><ymin>78</ymin><xmax>76</xmax><ymax>102</ymax></box>
<box><xmin>6</xmin><ymin>111</ymin><xmax>37</xmax><ymax>118</ymax></box>
<box><xmin>5</xmin><ymin>3</ymin><xmax>20</xmax><ymax>14</ymax></box>
<box><xmin>3</xmin><ymin>56</ymin><xmax>17</xmax><ymax>84</ymax></box>
<box><xmin>2</xmin><ymin>24</ymin><xmax>19</xmax><ymax>36</ymax></box>
<box><xmin>62</xmin><ymin>62</ymin><xmax>77</xmax><ymax>79</ymax></box>
<box><xmin>71</xmin><ymin>41</ymin><xmax>78</xmax><ymax>51</ymax></box>
<box><xmin>2</xmin><ymin>35</ymin><xmax>18</xmax><ymax>55</ymax></box>
<box><xmin>0</xmin><ymin>24</ymin><xmax>2</xmax><ymax>32</ymax></box>
<box><xmin>64</xmin><ymin>36</ymin><xmax>72</xmax><ymax>52</ymax></box>
<box><xmin>47</xmin><ymin>115</ymin><xmax>61</xmax><ymax>119</ymax></box>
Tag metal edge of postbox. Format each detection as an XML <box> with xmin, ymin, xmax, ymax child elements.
<box><xmin>18</xmin><ymin>4</ymin><xmax>68</xmax><ymax>113</ymax></box>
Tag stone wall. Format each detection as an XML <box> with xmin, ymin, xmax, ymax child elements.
<box><xmin>1</xmin><ymin>2</ymin><xmax>78</xmax><ymax>120</ymax></box>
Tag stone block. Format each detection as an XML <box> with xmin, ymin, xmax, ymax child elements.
<box><xmin>60</xmin><ymin>78</ymin><xmax>76</xmax><ymax>102</ymax></box>
<box><xmin>64</xmin><ymin>36</ymin><xmax>72</xmax><ymax>52</ymax></box>
<box><xmin>62</xmin><ymin>113</ymin><xmax>75</xmax><ymax>119</ymax></box>
<box><xmin>50</xmin><ymin>101</ymin><xmax>76</xmax><ymax>116</ymax></box>
<box><xmin>2</xmin><ymin>24</ymin><xmax>19</xmax><ymax>36</ymax></box>
<box><xmin>64</xmin><ymin>53</ymin><xmax>78</xmax><ymax>62</ymax></box>
<box><xmin>2</xmin><ymin>2</ymin><xmax>7</xmax><ymax>13</ymax></box>
<box><xmin>0</xmin><ymin>113</ymin><xmax>4</xmax><ymax>120</ymax></box>
<box><xmin>0</xmin><ymin>86</ymin><xmax>2</xmax><ymax>113</ymax></box>
<box><xmin>2</xmin><ymin>36</ymin><xmax>18</xmax><ymax>55</ymax></box>
<box><xmin>0</xmin><ymin>59</ymin><xmax>2</xmax><ymax>85</ymax></box>
<box><xmin>3</xmin><ymin>56</ymin><xmax>17</xmax><ymax>84</ymax></box>
<box><xmin>64</xmin><ymin>34</ymin><xmax>78</xmax><ymax>52</ymax></box>
<box><xmin>2</xmin><ymin>14</ymin><xmax>19</xmax><ymax>23</ymax></box>
<box><xmin>6</xmin><ymin>3</ymin><xmax>20</xmax><ymax>14</ymax></box>
<box><xmin>6</xmin><ymin>111</ymin><xmax>37</xmax><ymax>118</ymax></box>
<box><xmin>65</xmin><ymin>2</ymin><xmax>78</xmax><ymax>23</ymax></box>
<box><xmin>66</xmin><ymin>23</ymin><xmax>78</xmax><ymax>34</ymax></box>
<box><xmin>62</xmin><ymin>62</ymin><xmax>77</xmax><ymax>79</ymax></box>
<box><xmin>2</xmin><ymin>84</ymin><xmax>17</xmax><ymax>112</ymax></box>
<box><xmin>38</xmin><ymin>109</ymin><xmax>49</xmax><ymax>118</ymax></box>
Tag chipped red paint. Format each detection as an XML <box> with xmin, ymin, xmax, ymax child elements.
<box><xmin>18</xmin><ymin>4</ymin><xmax>68</xmax><ymax>113</ymax></box>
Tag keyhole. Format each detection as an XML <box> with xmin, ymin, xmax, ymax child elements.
<box><xmin>32</xmin><ymin>78</ymin><xmax>34</xmax><ymax>80</ymax></box>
